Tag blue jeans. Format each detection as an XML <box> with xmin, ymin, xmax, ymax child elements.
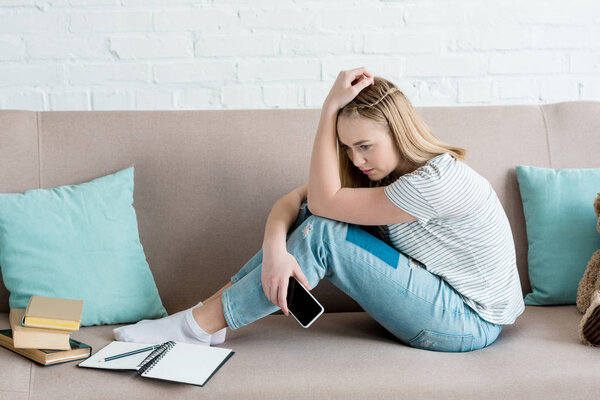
<box><xmin>221</xmin><ymin>200</ymin><xmax>503</xmax><ymax>352</ymax></box>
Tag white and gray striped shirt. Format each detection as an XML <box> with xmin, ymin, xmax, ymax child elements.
<box><xmin>380</xmin><ymin>153</ymin><xmax>525</xmax><ymax>325</ymax></box>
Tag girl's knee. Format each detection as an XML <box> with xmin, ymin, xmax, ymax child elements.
<box><xmin>297</xmin><ymin>215</ymin><xmax>321</xmax><ymax>239</ymax></box>
<box><xmin>300</xmin><ymin>215</ymin><xmax>343</xmax><ymax>236</ymax></box>
<box><xmin>304</xmin><ymin>214</ymin><xmax>341</xmax><ymax>227</ymax></box>
<box><xmin>288</xmin><ymin>215</ymin><xmax>348</xmax><ymax>248</ymax></box>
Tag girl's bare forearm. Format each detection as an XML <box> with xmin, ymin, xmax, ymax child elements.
<box><xmin>262</xmin><ymin>189</ymin><xmax>305</xmax><ymax>254</ymax></box>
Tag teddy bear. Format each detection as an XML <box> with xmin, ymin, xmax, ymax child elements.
<box><xmin>576</xmin><ymin>191</ymin><xmax>600</xmax><ymax>347</ymax></box>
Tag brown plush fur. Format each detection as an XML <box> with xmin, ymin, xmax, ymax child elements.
<box><xmin>575</xmin><ymin>192</ymin><xmax>600</xmax><ymax>346</ymax></box>
<box><xmin>577</xmin><ymin>250</ymin><xmax>600</xmax><ymax>313</ymax></box>
<box><xmin>578</xmin><ymin>291</ymin><xmax>600</xmax><ymax>346</ymax></box>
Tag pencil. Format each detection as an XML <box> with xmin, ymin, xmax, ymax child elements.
<box><xmin>99</xmin><ymin>344</ymin><xmax>162</xmax><ymax>362</ymax></box>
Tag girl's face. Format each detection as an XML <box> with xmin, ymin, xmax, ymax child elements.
<box><xmin>337</xmin><ymin>115</ymin><xmax>411</xmax><ymax>181</ymax></box>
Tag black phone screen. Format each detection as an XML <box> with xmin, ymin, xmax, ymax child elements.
<box><xmin>286</xmin><ymin>276</ymin><xmax>322</xmax><ymax>326</ymax></box>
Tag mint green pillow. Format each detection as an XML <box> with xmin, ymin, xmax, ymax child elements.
<box><xmin>516</xmin><ymin>165</ymin><xmax>600</xmax><ymax>305</ymax></box>
<box><xmin>0</xmin><ymin>166</ymin><xmax>167</xmax><ymax>326</ymax></box>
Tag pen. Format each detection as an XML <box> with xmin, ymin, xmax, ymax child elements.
<box><xmin>99</xmin><ymin>343</ymin><xmax>163</xmax><ymax>363</ymax></box>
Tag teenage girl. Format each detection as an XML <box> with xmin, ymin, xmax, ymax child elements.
<box><xmin>114</xmin><ymin>67</ymin><xmax>525</xmax><ymax>352</ymax></box>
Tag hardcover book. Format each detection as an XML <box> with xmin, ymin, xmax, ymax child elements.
<box><xmin>23</xmin><ymin>296</ymin><xmax>84</xmax><ymax>331</ymax></box>
<box><xmin>0</xmin><ymin>329</ymin><xmax>91</xmax><ymax>366</ymax></box>
<box><xmin>10</xmin><ymin>308</ymin><xmax>71</xmax><ymax>350</ymax></box>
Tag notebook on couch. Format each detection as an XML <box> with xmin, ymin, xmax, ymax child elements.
<box><xmin>78</xmin><ymin>340</ymin><xmax>234</xmax><ymax>386</ymax></box>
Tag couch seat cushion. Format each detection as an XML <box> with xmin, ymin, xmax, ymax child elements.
<box><xmin>1</xmin><ymin>308</ymin><xmax>600</xmax><ymax>399</ymax></box>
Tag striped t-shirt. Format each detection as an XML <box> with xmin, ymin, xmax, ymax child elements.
<box><xmin>379</xmin><ymin>152</ymin><xmax>525</xmax><ymax>325</ymax></box>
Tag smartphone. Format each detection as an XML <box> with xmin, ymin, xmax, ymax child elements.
<box><xmin>286</xmin><ymin>276</ymin><xmax>324</xmax><ymax>328</ymax></box>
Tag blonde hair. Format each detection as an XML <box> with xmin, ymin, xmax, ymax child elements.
<box><xmin>337</xmin><ymin>76</ymin><xmax>467</xmax><ymax>188</ymax></box>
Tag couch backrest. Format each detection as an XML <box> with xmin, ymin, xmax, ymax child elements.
<box><xmin>1</xmin><ymin>102</ymin><xmax>599</xmax><ymax>314</ymax></box>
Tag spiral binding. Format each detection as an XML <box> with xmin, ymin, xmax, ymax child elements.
<box><xmin>136</xmin><ymin>341</ymin><xmax>176</xmax><ymax>376</ymax></box>
<box><xmin>136</xmin><ymin>341</ymin><xmax>171</xmax><ymax>369</ymax></box>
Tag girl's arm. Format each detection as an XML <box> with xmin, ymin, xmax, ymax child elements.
<box><xmin>307</xmin><ymin>68</ymin><xmax>416</xmax><ymax>226</ymax></box>
<box><xmin>262</xmin><ymin>186</ymin><xmax>306</xmax><ymax>253</ymax></box>
<box><xmin>306</xmin><ymin>104</ymin><xmax>339</xmax><ymax>214</ymax></box>
<box><xmin>261</xmin><ymin>186</ymin><xmax>312</xmax><ymax>316</ymax></box>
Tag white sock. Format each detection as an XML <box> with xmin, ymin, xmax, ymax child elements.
<box><xmin>113</xmin><ymin>301</ymin><xmax>227</xmax><ymax>346</ymax></box>
<box><xmin>210</xmin><ymin>325</ymin><xmax>227</xmax><ymax>346</ymax></box>
<box><xmin>189</xmin><ymin>301</ymin><xmax>228</xmax><ymax>346</ymax></box>
<box><xmin>113</xmin><ymin>302</ymin><xmax>227</xmax><ymax>346</ymax></box>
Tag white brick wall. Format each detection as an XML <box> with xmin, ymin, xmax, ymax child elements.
<box><xmin>0</xmin><ymin>0</ymin><xmax>598</xmax><ymax>110</ymax></box>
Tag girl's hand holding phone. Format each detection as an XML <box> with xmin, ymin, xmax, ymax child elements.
<box><xmin>261</xmin><ymin>247</ymin><xmax>312</xmax><ymax>316</ymax></box>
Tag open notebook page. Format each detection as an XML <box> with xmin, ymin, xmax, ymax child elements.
<box><xmin>140</xmin><ymin>341</ymin><xmax>233</xmax><ymax>386</ymax></box>
<box><xmin>78</xmin><ymin>341</ymin><xmax>154</xmax><ymax>370</ymax></box>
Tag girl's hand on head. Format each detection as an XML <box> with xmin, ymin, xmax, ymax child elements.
<box><xmin>323</xmin><ymin>67</ymin><xmax>374</xmax><ymax>112</ymax></box>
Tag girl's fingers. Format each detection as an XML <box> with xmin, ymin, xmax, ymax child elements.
<box><xmin>350</xmin><ymin>72</ymin><xmax>373</xmax><ymax>89</ymax></box>
<box><xmin>295</xmin><ymin>268</ymin><xmax>311</xmax><ymax>291</ymax></box>
<box><xmin>279</xmin><ymin>279</ymin><xmax>289</xmax><ymax>315</ymax></box>
<box><xmin>352</xmin><ymin>75</ymin><xmax>373</xmax><ymax>92</ymax></box>
<box><xmin>350</xmin><ymin>66</ymin><xmax>372</xmax><ymax>78</ymax></box>
<box><xmin>351</xmin><ymin>73</ymin><xmax>366</xmax><ymax>84</ymax></box>
<box><xmin>270</xmin><ymin>284</ymin><xmax>278</xmax><ymax>306</ymax></box>
<box><xmin>361</xmin><ymin>77</ymin><xmax>372</xmax><ymax>89</ymax></box>
<box><xmin>303</xmin><ymin>275</ymin><xmax>312</xmax><ymax>291</ymax></box>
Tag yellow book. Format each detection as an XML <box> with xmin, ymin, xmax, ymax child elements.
<box><xmin>23</xmin><ymin>296</ymin><xmax>84</xmax><ymax>332</ymax></box>
<box><xmin>0</xmin><ymin>329</ymin><xmax>91</xmax><ymax>366</ymax></box>
<box><xmin>10</xmin><ymin>309</ymin><xmax>71</xmax><ymax>350</ymax></box>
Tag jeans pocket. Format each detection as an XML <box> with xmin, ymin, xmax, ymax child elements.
<box><xmin>408</xmin><ymin>329</ymin><xmax>474</xmax><ymax>353</ymax></box>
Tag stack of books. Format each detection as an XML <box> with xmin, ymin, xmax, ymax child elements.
<box><xmin>0</xmin><ymin>296</ymin><xmax>91</xmax><ymax>366</ymax></box>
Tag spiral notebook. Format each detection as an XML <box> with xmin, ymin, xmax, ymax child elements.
<box><xmin>78</xmin><ymin>341</ymin><xmax>234</xmax><ymax>386</ymax></box>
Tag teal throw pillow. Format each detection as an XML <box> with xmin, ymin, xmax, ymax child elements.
<box><xmin>516</xmin><ymin>165</ymin><xmax>600</xmax><ymax>305</ymax></box>
<box><xmin>0</xmin><ymin>166</ymin><xmax>168</xmax><ymax>325</ymax></box>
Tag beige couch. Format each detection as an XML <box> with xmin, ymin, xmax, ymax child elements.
<box><xmin>1</xmin><ymin>102</ymin><xmax>600</xmax><ymax>399</ymax></box>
